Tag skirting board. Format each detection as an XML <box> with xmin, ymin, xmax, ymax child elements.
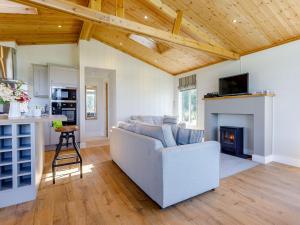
<box><xmin>252</xmin><ymin>154</ymin><xmax>300</xmax><ymax>167</ymax></box>
<box><xmin>252</xmin><ymin>154</ymin><xmax>273</xmax><ymax>164</ymax></box>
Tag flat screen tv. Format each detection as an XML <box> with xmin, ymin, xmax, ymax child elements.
<box><xmin>219</xmin><ymin>73</ymin><xmax>249</xmax><ymax>96</ymax></box>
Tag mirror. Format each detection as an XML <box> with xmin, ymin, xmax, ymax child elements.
<box><xmin>85</xmin><ymin>86</ymin><xmax>97</xmax><ymax>120</ymax></box>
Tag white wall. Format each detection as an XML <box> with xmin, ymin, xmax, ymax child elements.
<box><xmin>175</xmin><ymin>39</ymin><xmax>300</xmax><ymax>166</ymax></box>
<box><xmin>79</xmin><ymin>40</ymin><xmax>174</xmax><ymax>143</ymax></box>
<box><xmin>16</xmin><ymin>44</ymin><xmax>79</xmax><ymax>107</ymax></box>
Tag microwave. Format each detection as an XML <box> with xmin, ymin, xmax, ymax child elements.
<box><xmin>51</xmin><ymin>87</ymin><xmax>76</xmax><ymax>101</ymax></box>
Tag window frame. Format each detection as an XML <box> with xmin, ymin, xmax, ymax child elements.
<box><xmin>179</xmin><ymin>88</ymin><xmax>198</xmax><ymax>128</ymax></box>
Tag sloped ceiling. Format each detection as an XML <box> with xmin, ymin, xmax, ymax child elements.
<box><xmin>1</xmin><ymin>0</ymin><xmax>300</xmax><ymax>75</ymax></box>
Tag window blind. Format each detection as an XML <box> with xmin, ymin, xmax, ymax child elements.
<box><xmin>178</xmin><ymin>74</ymin><xmax>196</xmax><ymax>91</ymax></box>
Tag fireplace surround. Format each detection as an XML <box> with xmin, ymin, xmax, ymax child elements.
<box><xmin>204</xmin><ymin>94</ymin><xmax>274</xmax><ymax>164</ymax></box>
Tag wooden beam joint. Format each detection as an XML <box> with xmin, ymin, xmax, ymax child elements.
<box><xmin>172</xmin><ymin>10</ymin><xmax>183</xmax><ymax>35</ymax></box>
<box><xmin>116</xmin><ymin>0</ymin><xmax>124</xmax><ymax>18</ymax></box>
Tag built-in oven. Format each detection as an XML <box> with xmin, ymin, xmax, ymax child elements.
<box><xmin>51</xmin><ymin>102</ymin><xmax>77</xmax><ymax>125</ymax></box>
<box><xmin>51</xmin><ymin>87</ymin><xmax>77</xmax><ymax>101</ymax></box>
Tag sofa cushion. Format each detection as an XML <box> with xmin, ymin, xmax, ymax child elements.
<box><xmin>176</xmin><ymin>128</ymin><xmax>204</xmax><ymax>145</ymax></box>
<box><xmin>163</xmin><ymin>115</ymin><xmax>177</xmax><ymax>124</ymax></box>
<box><xmin>117</xmin><ymin>121</ymin><xmax>137</xmax><ymax>133</ymax></box>
<box><xmin>136</xmin><ymin>123</ymin><xmax>176</xmax><ymax>147</ymax></box>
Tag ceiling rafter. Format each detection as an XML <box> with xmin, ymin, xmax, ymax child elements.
<box><xmin>116</xmin><ymin>0</ymin><xmax>124</xmax><ymax>18</ymax></box>
<box><xmin>79</xmin><ymin>0</ymin><xmax>102</xmax><ymax>41</ymax></box>
<box><xmin>12</xmin><ymin>0</ymin><xmax>240</xmax><ymax>60</ymax></box>
<box><xmin>172</xmin><ymin>10</ymin><xmax>183</xmax><ymax>35</ymax></box>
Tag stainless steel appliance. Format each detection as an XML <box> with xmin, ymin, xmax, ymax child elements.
<box><xmin>51</xmin><ymin>102</ymin><xmax>77</xmax><ymax>125</ymax></box>
<box><xmin>51</xmin><ymin>87</ymin><xmax>77</xmax><ymax>125</ymax></box>
<box><xmin>51</xmin><ymin>87</ymin><xmax>77</xmax><ymax>101</ymax></box>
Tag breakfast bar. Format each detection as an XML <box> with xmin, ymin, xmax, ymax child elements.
<box><xmin>0</xmin><ymin>115</ymin><xmax>66</xmax><ymax>208</ymax></box>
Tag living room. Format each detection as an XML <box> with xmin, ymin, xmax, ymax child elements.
<box><xmin>1</xmin><ymin>0</ymin><xmax>300</xmax><ymax>224</ymax></box>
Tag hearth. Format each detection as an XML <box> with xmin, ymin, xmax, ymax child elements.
<box><xmin>220</xmin><ymin>126</ymin><xmax>249</xmax><ymax>158</ymax></box>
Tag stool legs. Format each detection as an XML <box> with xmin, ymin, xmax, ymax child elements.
<box><xmin>71</xmin><ymin>134</ymin><xmax>83</xmax><ymax>179</ymax></box>
<box><xmin>52</xmin><ymin>131</ymin><xmax>83</xmax><ymax>184</ymax></box>
<box><xmin>52</xmin><ymin>134</ymin><xmax>64</xmax><ymax>184</ymax></box>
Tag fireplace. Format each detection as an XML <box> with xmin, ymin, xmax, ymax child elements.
<box><xmin>220</xmin><ymin>126</ymin><xmax>248</xmax><ymax>158</ymax></box>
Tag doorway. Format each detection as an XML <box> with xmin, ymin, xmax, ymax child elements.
<box><xmin>83</xmin><ymin>67</ymin><xmax>116</xmax><ymax>143</ymax></box>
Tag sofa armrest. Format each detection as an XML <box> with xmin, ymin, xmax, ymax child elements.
<box><xmin>161</xmin><ymin>141</ymin><xmax>220</xmax><ymax>208</ymax></box>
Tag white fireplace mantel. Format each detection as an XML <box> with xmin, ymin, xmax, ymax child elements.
<box><xmin>204</xmin><ymin>94</ymin><xmax>274</xmax><ymax>164</ymax></box>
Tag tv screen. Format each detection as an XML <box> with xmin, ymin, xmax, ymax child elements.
<box><xmin>219</xmin><ymin>73</ymin><xmax>249</xmax><ymax>96</ymax></box>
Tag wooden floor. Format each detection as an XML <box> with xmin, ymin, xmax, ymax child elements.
<box><xmin>1</xmin><ymin>144</ymin><xmax>300</xmax><ymax>225</ymax></box>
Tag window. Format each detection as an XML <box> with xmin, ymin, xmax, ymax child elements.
<box><xmin>85</xmin><ymin>86</ymin><xmax>97</xmax><ymax>120</ymax></box>
<box><xmin>179</xmin><ymin>89</ymin><xmax>197</xmax><ymax>127</ymax></box>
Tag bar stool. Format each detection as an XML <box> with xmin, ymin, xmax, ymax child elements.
<box><xmin>52</xmin><ymin>125</ymin><xmax>83</xmax><ymax>184</ymax></box>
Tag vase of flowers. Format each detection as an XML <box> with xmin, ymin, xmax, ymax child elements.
<box><xmin>0</xmin><ymin>81</ymin><xmax>30</xmax><ymax>118</ymax></box>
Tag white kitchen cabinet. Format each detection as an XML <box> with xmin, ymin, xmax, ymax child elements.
<box><xmin>48</xmin><ymin>64</ymin><xmax>78</xmax><ymax>87</ymax></box>
<box><xmin>33</xmin><ymin>64</ymin><xmax>49</xmax><ymax>98</ymax></box>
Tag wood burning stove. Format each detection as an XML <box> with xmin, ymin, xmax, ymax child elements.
<box><xmin>220</xmin><ymin>126</ymin><xmax>248</xmax><ymax>158</ymax></box>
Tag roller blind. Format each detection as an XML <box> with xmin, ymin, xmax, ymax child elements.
<box><xmin>178</xmin><ymin>74</ymin><xmax>196</xmax><ymax>91</ymax></box>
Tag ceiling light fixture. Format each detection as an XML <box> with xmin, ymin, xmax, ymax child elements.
<box><xmin>58</xmin><ymin>25</ymin><xmax>62</xmax><ymax>28</ymax></box>
<box><xmin>119</xmin><ymin>42</ymin><xmax>123</xmax><ymax>46</ymax></box>
<box><xmin>232</xmin><ymin>19</ymin><xmax>237</xmax><ymax>23</ymax></box>
<box><xmin>144</xmin><ymin>15</ymin><xmax>148</xmax><ymax>20</ymax></box>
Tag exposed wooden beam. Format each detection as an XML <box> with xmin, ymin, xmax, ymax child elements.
<box><xmin>116</xmin><ymin>0</ymin><xmax>124</xmax><ymax>18</ymax></box>
<box><xmin>80</xmin><ymin>0</ymin><xmax>102</xmax><ymax>41</ymax></box>
<box><xmin>172</xmin><ymin>10</ymin><xmax>183</xmax><ymax>35</ymax></box>
<box><xmin>12</xmin><ymin>0</ymin><xmax>239</xmax><ymax>60</ymax></box>
<box><xmin>145</xmin><ymin>0</ymin><xmax>222</xmax><ymax>47</ymax></box>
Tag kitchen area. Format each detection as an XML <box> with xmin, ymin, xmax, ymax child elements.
<box><xmin>0</xmin><ymin>43</ymin><xmax>80</xmax><ymax>207</ymax></box>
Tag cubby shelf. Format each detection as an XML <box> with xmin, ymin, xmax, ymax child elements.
<box><xmin>0</xmin><ymin>164</ymin><xmax>13</xmax><ymax>178</ymax></box>
<box><xmin>18</xmin><ymin>162</ymin><xmax>31</xmax><ymax>175</ymax></box>
<box><xmin>17</xmin><ymin>124</ymin><xmax>31</xmax><ymax>136</ymax></box>
<box><xmin>0</xmin><ymin>178</ymin><xmax>13</xmax><ymax>191</ymax></box>
<box><xmin>0</xmin><ymin>123</ymin><xmax>34</xmax><ymax>197</ymax></box>
<box><xmin>0</xmin><ymin>138</ymin><xmax>12</xmax><ymax>151</ymax></box>
<box><xmin>0</xmin><ymin>125</ymin><xmax>12</xmax><ymax>137</ymax></box>
<box><xmin>18</xmin><ymin>175</ymin><xmax>31</xmax><ymax>187</ymax></box>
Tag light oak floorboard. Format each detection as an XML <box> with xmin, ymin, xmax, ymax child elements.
<box><xmin>1</xmin><ymin>145</ymin><xmax>300</xmax><ymax>225</ymax></box>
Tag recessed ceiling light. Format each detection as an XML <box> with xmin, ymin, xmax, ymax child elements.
<box><xmin>58</xmin><ymin>25</ymin><xmax>62</xmax><ymax>28</ymax></box>
<box><xmin>232</xmin><ymin>19</ymin><xmax>237</xmax><ymax>23</ymax></box>
<box><xmin>119</xmin><ymin>42</ymin><xmax>123</xmax><ymax>46</ymax></box>
<box><xmin>144</xmin><ymin>15</ymin><xmax>148</xmax><ymax>20</ymax></box>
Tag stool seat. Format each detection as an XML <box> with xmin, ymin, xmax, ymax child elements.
<box><xmin>55</xmin><ymin>125</ymin><xmax>79</xmax><ymax>133</ymax></box>
<box><xmin>52</xmin><ymin>125</ymin><xmax>82</xmax><ymax>184</ymax></box>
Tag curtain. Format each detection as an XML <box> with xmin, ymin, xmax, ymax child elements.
<box><xmin>178</xmin><ymin>74</ymin><xmax>196</xmax><ymax>91</ymax></box>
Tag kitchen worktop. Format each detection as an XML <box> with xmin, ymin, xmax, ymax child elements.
<box><xmin>0</xmin><ymin>114</ymin><xmax>67</xmax><ymax>124</ymax></box>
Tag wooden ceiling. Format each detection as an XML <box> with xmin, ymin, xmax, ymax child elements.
<box><xmin>1</xmin><ymin>0</ymin><xmax>300</xmax><ymax>75</ymax></box>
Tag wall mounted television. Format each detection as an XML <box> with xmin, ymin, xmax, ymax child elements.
<box><xmin>219</xmin><ymin>73</ymin><xmax>249</xmax><ymax>96</ymax></box>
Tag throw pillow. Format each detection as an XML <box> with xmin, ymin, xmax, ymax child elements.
<box><xmin>117</xmin><ymin>121</ymin><xmax>137</xmax><ymax>133</ymax></box>
<box><xmin>176</xmin><ymin>127</ymin><xmax>204</xmax><ymax>145</ymax></box>
<box><xmin>163</xmin><ymin>115</ymin><xmax>178</xmax><ymax>124</ymax></box>
<box><xmin>136</xmin><ymin>123</ymin><xmax>176</xmax><ymax>148</ymax></box>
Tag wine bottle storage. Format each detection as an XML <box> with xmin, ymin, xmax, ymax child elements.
<box><xmin>0</xmin><ymin>138</ymin><xmax>12</xmax><ymax>151</ymax></box>
<box><xmin>0</xmin><ymin>164</ymin><xmax>12</xmax><ymax>178</ymax></box>
<box><xmin>18</xmin><ymin>162</ymin><xmax>31</xmax><ymax>175</ymax></box>
<box><xmin>17</xmin><ymin>137</ymin><xmax>31</xmax><ymax>149</ymax></box>
<box><xmin>0</xmin><ymin>125</ymin><xmax>12</xmax><ymax>137</ymax></box>
<box><xmin>18</xmin><ymin>175</ymin><xmax>31</xmax><ymax>187</ymax></box>
<box><xmin>17</xmin><ymin>124</ymin><xmax>31</xmax><ymax>136</ymax></box>
<box><xmin>0</xmin><ymin>151</ymin><xmax>12</xmax><ymax>165</ymax></box>
<box><xmin>18</xmin><ymin>149</ymin><xmax>31</xmax><ymax>162</ymax></box>
<box><xmin>0</xmin><ymin>178</ymin><xmax>13</xmax><ymax>191</ymax></box>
